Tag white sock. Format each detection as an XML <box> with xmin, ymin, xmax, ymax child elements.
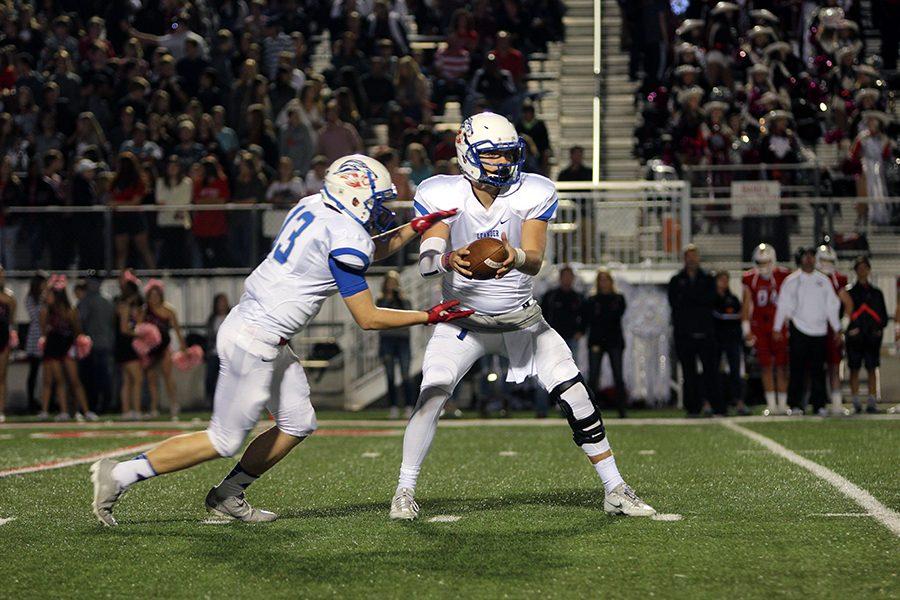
<box><xmin>594</xmin><ymin>455</ymin><xmax>625</xmax><ymax>494</ymax></box>
<box><xmin>777</xmin><ymin>392</ymin><xmax>788</xmax><ymax>412</ymax></box>
<box><xmin>831</xmin><ymin>390</ymin><xmax>842</xmax><ymax>408</ymax></box>
<box><xmin>111</xmin><ymin>453</ymin><xmax>157</xmax><ymax>489</ymax></box>
<box><xmin>765</xmin><ymin>391</ymin><xmax>777</xmax><ymax>412</ymax></box>
<box><xmin>584</xmin><ymin>437</ymin><xmax>624</xmax><ymax>494</ymax></box>
<box><xmin>215</xmin><ymin>463</ymin><xmax>258</xmax><ymax>498</ymax></box>
<box><xmin>397</xmin><ymin>464</ymin><xmax>420</xmax><ymax>491</ymax></box>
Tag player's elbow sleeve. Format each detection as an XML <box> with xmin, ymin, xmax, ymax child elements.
<box><xmin>418</xmin><ymin>236</ymin><xmax>447</xmax><ymax>278</ymax></box>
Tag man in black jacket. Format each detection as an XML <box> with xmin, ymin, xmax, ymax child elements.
<box><xmin>846</xmin><ymin>256</ymin><xmax>888</xmax><ymax>413</ymax></box>
<box><xmin>667</xmin><ymin>245</ymin><xmax>720</xmax><ymax>415</ymax></box>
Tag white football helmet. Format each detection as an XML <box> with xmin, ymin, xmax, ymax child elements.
<box><xmin>322</xmin><ymin>154</ymin><xmax>397</xmax><ymax>231</ymax></box>
<box><xmin>752</xmin><ymin>243</ymin><xmax>777</xmax><ymax>276</ymax></box>
<box><xmin>815</xmin><ymin>244</ymin><xmax>837</xmax><ymax>274</ymax></box>
<box><xmin>455</xmin><ymin>112</ymin><xmax>526</xmax><ymax>187</ymax></box>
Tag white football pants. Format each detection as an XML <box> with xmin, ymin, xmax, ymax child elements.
<box><xmin>400</xmin><ymin>320</ymin><xmax>580</xmax><ymax>477</ymax></box>
<box><xmin>206</xmin><ymin>310</ymin><xmax>317</xmax><ymax>457</ymax></box>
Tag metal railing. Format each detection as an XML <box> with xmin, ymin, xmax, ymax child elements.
<box><xmin>683</xmin><ymin>162</ymin><xmax>825</xmax><ymax>198</ymax></box>
<box><xmin>552</xmin><ymin>181</ymin><xmax>691</xmax><ymax>266</ymax></box>
<box><xmin>0</xmin><ymin>202</ymin><xmax>418</xmax><ymax>276</ymax></box>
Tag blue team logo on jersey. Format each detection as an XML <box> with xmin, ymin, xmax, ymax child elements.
<box><xmin>476</xmin><ymin>230</ymin><xmax>500</xmax><ymax>239</ymax></box>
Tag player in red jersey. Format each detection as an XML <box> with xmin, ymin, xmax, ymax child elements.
<box><xmin>741</xmin><ymin>243</ymin><xmax>791</xmax><ymax>414</ymax></box>
<box><xmin>815</xmin><ymin>245</ymin><xmax>854</xmax><ymax>413</ymax></box>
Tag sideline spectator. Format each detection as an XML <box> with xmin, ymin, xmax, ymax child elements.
<box><xmin>231</xmin><ymin>151</ymin><xmax>269</xmax><ymax>266</ymax></box>
<box><xmin>467</xmin><ymin>52</ymin><xmax>517</xmax><ymax>118</ymax></box>
<box><xmin>155</xmin><ymin>156</ymin><xmax>194</xmax><ymax>269</ymax></box>
<box><xmin>317</xmin><ymin>100</ymin><xmax>364</xmax><ymax>162</ymax></box>
<box><xmin>27</xmin><ymin>272</ymin><xmax>47</xmax><ymax>415</ymax></box>
<box><xmin>557</xmin><ymin>146</ymin><xmax>592</xmax><ymax>181</ymax></box>
<box><xmin>39</xmin><ymin>276</ymin><xmax>94</xmax><ymax>422</ymax></box>
<box><xmin>191</xmin><ymin>157</ymin><xmax>231</xmax><ymax>268</ymax></box>
<box><xmin>582</xmin><ymin>268</ymin><xmax>628</xmax><ymax>418</ymax></box>
<box><xmin>404</xmin><ymin>142</ymin><xmax>433</xmax><ymax>185</ymax></box>
<box><xmin>0</xmin><ymin>268</ymin><xmax>14</xmax><ymax>423</ymax></box>
<box><xmin>773</xmin><ymin>248</ymin><xmax>841</xmax><ymax>416</ymax></box>
<box><xmin>0</xmin><ymin>156</ymin><xmax>24</xmax><ymax>270</ymax></box>
<box><xmin>378</xmin><ymin>271</ymin><xmax>415</xmax><ymax>419</ymax></box>
<box><xmin>305</xmin><ymin>155</ymin><xmax>329</xmax><ymax>192</ymax></box>
<box><xmin>205</xmin><ymin>293</ymin><xmax>230</xmax><ymax>407</ymax></box>
<box><xmin>110</xmin><ymin>152</ymin><xmax>156</xmax><ymax>270</ymax></box>
<box><xmin>76</xmin><ymin>276</ymin><xmax>115</xmax><ymax>415</ymax></box>
<box><xmin>541</xmin><ymin>266</ymin><xmax>584</xmax><ymax>358</ymax></box>
<box><xmin>516</xmin><ymin>101</ymin><xmax>551</xmax><ymax>175</ymax></box>
<box><xmin>668</xmin><ymin>245</ymin><xmax>720</xmax><ymax>416</ymax></box>
<box><xmin>845</xmin><ymin>256</ymin><xmax>887</xmax><ymax>414</ymax></box>
<box><xmin>143</xmin><ymin>280</ymin><xmax>187</xmax><ymax>419</ymax></box>
<box><xmin>713</xmin><ymin>270</ymin><xmax>748</xmax><ymax>415</ymax></box>
<box><xmin>279</xmin><ymin>104</ymin><xmax>315</xmax><ymax>176</ymax></box>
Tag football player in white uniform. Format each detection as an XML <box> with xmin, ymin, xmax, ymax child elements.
<box><xmin>90</xmin><ymin>155</ymin><xmax>472</xmax><ymax>526</ymax></box>
<box><xmin>389</xmin><ymin>113</ymin><xmax>655</xmax><ymax>520</ymax></box>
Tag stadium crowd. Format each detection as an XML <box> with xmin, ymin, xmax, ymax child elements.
<box><xmin>0</xmin><ymin>0</ymin><xmax>565</xmax><ymax>272</ymax></box>
<box><xmin>629</xmin><ymin>0</ymin><xmax>899</xmax><ymax>225</ymax></box>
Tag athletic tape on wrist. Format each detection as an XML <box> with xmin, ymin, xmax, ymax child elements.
<box><xmin>513</xmin><ymin>247</ymin><xmax>526</xmax><ymax>269</ymax></box>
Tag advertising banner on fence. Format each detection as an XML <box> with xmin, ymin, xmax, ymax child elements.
<box><xmin>730</xmin><ymin>181</ymin><xmax>781</xmax><ymax>218</ymax></box>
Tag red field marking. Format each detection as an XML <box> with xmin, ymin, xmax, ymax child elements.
<box><xmin>0</xmin><ymin>442</ymin><xmax>155</xmax><ymax>479</ymax></box>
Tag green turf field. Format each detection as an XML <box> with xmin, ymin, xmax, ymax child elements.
<box><xmin>0</xmin><ymin>416</ymin><xmax>897</xmax><ymax>599</ymax></box>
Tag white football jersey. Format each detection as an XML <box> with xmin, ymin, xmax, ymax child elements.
<box><xmin>414</xmin><ymin>173</ymin><xmax>558</xmax><ymax>315</ymax></box>
<box><xmin>238</xmin><ymin>193</ymin><xmax>375</xmax><ymax>339</ymax></box>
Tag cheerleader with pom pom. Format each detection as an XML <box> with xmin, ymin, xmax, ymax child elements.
<box><xmin>0</xmin><ymin>266</ymin><xmax>15</xmax><ymax>423</ymax></box>
<box><xmin>142</xmin><ymin>280</ymin><xmax>187</xmax><ymax>420</ymax></box>
<box><xmin>114</xmin><ymin>273</ymin><xmax>144</xmax><ymax>421</ymax></box>
<box><xmin>39</xmin><ymin>275</ymin><xmax>96</xmax><ymax>422</ymax></box>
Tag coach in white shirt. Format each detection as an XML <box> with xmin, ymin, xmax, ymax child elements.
<box><xmin>773</xmin><ymin>248</ymin><xmax>841</xmax><ymax>414</ymax></box>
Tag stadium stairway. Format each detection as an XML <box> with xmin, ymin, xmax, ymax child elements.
<box><xmin>598</xmin><ymin>0</ymin><xmax>642</xmax><ymax>180</ymax></box>
<box><xmin>558</xmin><ymin>0</ymin><xmax>597</xmax><ymax>175</ymax></box>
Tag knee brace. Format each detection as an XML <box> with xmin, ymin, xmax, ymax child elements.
<box><xmin>551</xmin><ymin>374</ymin><xmax>606</xmax><ymax>447</ymax></box>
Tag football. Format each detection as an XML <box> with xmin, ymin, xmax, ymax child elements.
<box><xmin>465</xmin><ymin>237</ymin><xmax>509</xmax><ymax>280</ymax></box>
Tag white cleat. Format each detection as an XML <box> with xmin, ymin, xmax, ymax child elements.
<box><xmin>604</xmin><ymin>483</ymin><xmax>656</xmax><ymax>517</ymax></box>
<box><xmin>90</xmin><ymin>458</ymin><xmax>125</xmax><ymax>526</ymax></box>
<box><xmin>389</xmin><ymin>487</ymin><xmax>419</xmax><ymax>521</ymax></box>
<box><xmin>204</xmin><ymin>488</ymin><xmax>277</xmax><ymax>523</ymax></box>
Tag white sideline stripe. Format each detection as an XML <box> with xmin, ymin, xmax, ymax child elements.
<box><xmin>361</xmin><ymin>452</ymin><xmax>381</xmax><ymax>458</ymax></box>
<box><xmin>723</xmin><ymin>422</ymin><xmax>900</xmax><ymax>537</ymax></box>
<box><xmin>810</xmin><ymin>513</ymin><xmax>873</xmax><ymax>517</ymax></box>
<box><xmin>0</xmin><ymin>443</ymin><xmax>156</xmax><ymax>479</ymax></box>
<box><xmin>0</xmin><ymin>517</ymin><xmax>14</xmax><ymax>525</ymax></box>
<box><xmin>638</xmin><ymin>450</ymin><xmax>656</xmax><ymax>455</ymax></box>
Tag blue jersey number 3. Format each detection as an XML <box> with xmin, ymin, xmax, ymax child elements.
<box><xmin>273</xmin><ymin>209</ymin><xmax>315</xmax><ymax>264</ymax></box>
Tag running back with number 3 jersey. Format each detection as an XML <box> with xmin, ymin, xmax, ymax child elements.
<box><xmin>239</xmin><ymin>194</ymin><xmax>375</xmax><ymax>339</ymax></box>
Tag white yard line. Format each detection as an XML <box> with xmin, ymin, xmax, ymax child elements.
<box><xmin>0</xmin><ymin>516</ymin><xmax>14</xmax><ymax>525</ymax></box>
<box><xmin>0</xmin><ymin>442</ymin><xmax>156</xmax><ymax>479</ymax></box>
<box><xmin>723</xmin><ymin>421</ymin><xmax>900</xmax><ymax>538</ymax></box>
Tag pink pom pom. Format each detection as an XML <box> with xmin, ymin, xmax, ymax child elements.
<box><xmin>135</xmin><ymin>322</ymin><xmax>162</xmax><ymax>346</ymax></box>
<box><xmin>131</xmin><ymin>338</ymin><xmax>151</xmax><ymax>357</ymax></box>
<box><xmin>75</xmin><ymin>334</ymin><xmax>93</xmax><ymax>359</ymax></box>
<box><xmin>8</xmin><ymin>329</ymin><xmax>18</xmax><ymax>350</ymax></box>
<box><xmin>131</xmin><ymin>323</ymin><xmax>162</xmax><ymax>356</ymax></box>
<box><xmin>172</xmin><ymin>345</ymin><xmax>204</xmax><ymax>371</ymax></box>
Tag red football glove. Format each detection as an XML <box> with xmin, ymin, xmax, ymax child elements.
<box><xmin>425</xmin><ymin>299</ymin><xmax>474</xmax><ymax>325</ymax></box>
<box><xmin>410</xmin><ymin>209</ymin><xmax>458</xmax><ymax>234</ymax></box>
